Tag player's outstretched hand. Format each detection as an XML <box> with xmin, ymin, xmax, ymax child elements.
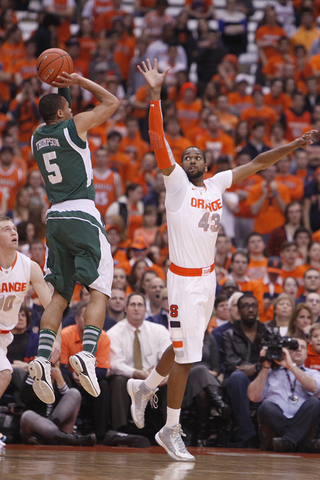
<box><xmin>137</xmin><ymin>59</ymin><xmax>170</xmax><ymax>89</ymax></box>
<box><xmin>51</xmin><ymin>72</ymin><xmax>80</xmax><ymax>88</ymax></box>
<box><xmin>296</xmin><ymin>130</ymin><xmax>318</xmax><ymax>148</ymax></box>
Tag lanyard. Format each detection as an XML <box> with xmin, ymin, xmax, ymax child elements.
<box><xmin>285</xmin><ymin>369</ymin><xmax>297</xmax><ymax>396</ymax></box>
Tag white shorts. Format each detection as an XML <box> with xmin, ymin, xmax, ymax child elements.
<box><xmin>0</xmin><ymin>332</ymin><xmax>13</xmax><ymax>372</ymax></box>
<box><xmin>167</xmin><ymin>269</ymin><xmax>216</xmax><ymax>364</ymax></box>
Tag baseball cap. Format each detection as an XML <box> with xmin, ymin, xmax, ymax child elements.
<box><xmin>236</xmin><ymin>73</ymin><xmax>250</xmax><ymax>84</ymax></box>
<box><xmin>252</xmin><ymin>84</ymin><xmax>263</xmax><ymax>94</ymax></box>
<box><xmin>180</xmin><ymin>82</ymin><xmax>197</xmax><ymax>97</ymax></box>
<box><xmin>267</xmin><ymin>256</ymin><xmax>282</xmax><ymax>274</ymax></box>
<box><xmin>131</xmin><ymin>236</ymin><xmax>148</xmax><ymax>250</ymax></box>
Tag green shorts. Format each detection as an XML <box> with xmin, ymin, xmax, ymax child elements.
<box><xmin>45</xmin><ymin>209</ymin><xmax>113</xmax><ymax>303</ymax></box>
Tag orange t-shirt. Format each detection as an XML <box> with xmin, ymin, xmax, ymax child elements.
<box><xmin>263</xmin><ymin>93</ymin><xmax>292</xmax><ymax>116</ymax></box>
<box><xmin>283</xmin><ymin>108</ymin><xmax>312</xmax><ymax>142</ymax></box>
<box><xmin>305</xmin><ymin>344</ymin><xmax>320</xmax><ymax>371</ymax></box>
<box><xmin>119</xmin><ymin>134</ymin><xmax>149</xmax><ymax>176</ymax></box>
<box><xmin>131</xmin><ymin>85</ymin><xmax>149</xmax><ymax>119</ymax></box>
<box><xmin>228</xmin><ymin>173</ymin><xmax>263</xmax><ymax>217</ymax></box>
<box><xmin>77</xmin><ymin>36</ymin><xmax>98</xmax><ymax>64</ymax></box>
<box><xmin>0</xmin><ymin>166</ymin><xmax>26</xmax><ymax>210</ymax></box>
<box><xmin>262</xmin><ymin>54</ymin><xmax>296</xmax><ymax>78</ymax></box>
<box><xmin>247</xmin><ymin>182</ymin><xmax>291</xmax><ymax>234</ymax></box>
<box><xmin>108</xmin><ymin>152</ymin><xmax>131</xmax><ymax>186</ymax></box>
<box><xmin>255</xmin><ymin>25</ymin><xmax>287</xmax><ymax>60</ymax></box>
<box><xmin>176</xmin><ymin>99</ymin><xmax>203</xmax><ymax>137</ymax></box>
<box><xmin>256</xmin><ymin>279</ymin><xmax>284</xmax><ymax>323</ymax></box>
<box><xmin>93</xmin><ymin>169</ymin><xmax>122</xmax><ymax>219</ymax></box>
<box><xmin>165</xmin><ymin>134</ymin><xmax>190</xmax><ymax>165</ymax></box>
<box><xmin>61</xmin><ymin>324</ymin><xmax>110</xmax><ymax>370</ymax></box>
<box><xmin>227</xmin><ymin>92</ymin><xmax>254</xmax><ymax>115</ymax></box>
<box><xmin>280</xmin><ymin>266</ymin><xmax>305</xmax><ymax>293</ymax></box>
<box><xmin>9</xmin><ymin>97</ymin><xmax>40</xmax><ymax>144</ymax></box>
<box><xmin>197</xmin><ymin>130</ymin><xmax>235</xmax><ymax>159</ymax></box>
<box><xmin>0</xmin><ymin>40</ymin><xmax>26</xmax><ymax>66</ymax></box>
<box><xmin>275</xmin><ymin>173</ymin><xmax>304</xmax><ymax>201</ymax></box>
<box><xmin>12</xmin><ymin>58</ymin><xmax>37</xmax><ymax>80</ymax></box>
<box><xmin>114</xmin><ymin>34</ymin><xmax>135</xmax><ymax>81</ymax></box>
<box><xmin>240</xmin><ymin>105</ymin><xmax>278</xmax><ymax>140</ymax></box>
<box><xmin>247</xmin><ymin>258</ymin><xmax>268</xmax><ymax>280</ymax></box>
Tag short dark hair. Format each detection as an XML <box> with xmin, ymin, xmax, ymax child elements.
<box><xmin>214</xmin><ymin>294</ymin><xmax>228</xmax><ymax>309</ymax></box>
<box><xmin>181</xmin><ymin>146</ymin><xmax>206</xmax><ymax>164</ymax></box>
<box><xmin>246</xmin><ymin>232</ymin><xmax>264</xmax><ymax>246</ymax></box>
<box><xmin>231</xmin><ymin>250</ymin><xmax>250</xmax><ymax>263</ymax></box>
<box><xmin>237</xmin><ymin>292</ymin><xmax>257</xmax><ymax>308</ymax></box>
<box><xmin>39</xmin><ymin>94</ymin><xmax>66</xmax><ymax>123</ymax></box>
<box><xmin>107</xmin><ymin>130</ymin><xmax>122</xmax><ymax>141</ymax></box>
<box><xmin>126</xmin><ymin>292</ymin><xmax>146</xmax><ymax>307</ymax></box>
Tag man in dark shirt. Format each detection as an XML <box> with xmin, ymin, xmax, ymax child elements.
<box><xmin>221</xmin><ymin>293</ymin><xmax>267</xmax><ymax>447</ymax></box>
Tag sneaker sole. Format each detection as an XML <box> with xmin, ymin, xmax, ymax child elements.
<box><xmin>126</xmin><ymin>379</ymin><xmax>144</xmax><ymax>429</ymax></box>
<box><xmin>69</xmin><ymin>355</ymin><xmax>100</xmax><ymax>397</ymax></box>
<box><xmin>28</xmin><ymin>361</ymin><xmax>55</xmax><ymax>404</ymax></box>
<box><xmin>155</xmin><ymin>432</ymin><xmax>195</xmax><ymax>462</ymax></box>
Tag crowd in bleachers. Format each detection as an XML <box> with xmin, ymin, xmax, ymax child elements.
<box><xmin>3</xmin><ymin>0</ymin><xmax>320</xmax><ymax>450</ymax></box>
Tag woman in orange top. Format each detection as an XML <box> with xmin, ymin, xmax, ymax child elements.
<box><xmin>234</xmin><ymin>120</ymin><xmax>250</xmax><ymax>153</ymax></box>
<box><xmin>176</xmin><ymin>82</ymin><xmax>202</xmax><ymax>137</ymax></box>
<box><xmin>133</xmin><ymin>205</ymin><xmax>159</xmax><ymax>247</ymax></box>
<box><xmin>76</xmin><ymin>17</ymin><xmax>97</xmax><ymax>64</ymax></box>
<box><xmin>255</xmin><ymin>5</ymin><xmax>286</xmax><ymax>67</ymax></box>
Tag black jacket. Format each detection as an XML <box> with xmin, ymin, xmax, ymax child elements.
<box><xmin>221</xmin><ymin>320</ymin><xmax>267</xmax><ymax>380</ymax></box>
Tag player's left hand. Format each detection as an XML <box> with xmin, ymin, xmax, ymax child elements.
<box><xmin>296</xmin><ymin>130</ymin><xmax>318</xmax><ymax>148</ymax></box>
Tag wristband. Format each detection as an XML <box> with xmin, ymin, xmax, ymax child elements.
<box><xmin>288</xmin><ymin>363</ymin><xmax>297</xmax><ymax>370</ymax></box>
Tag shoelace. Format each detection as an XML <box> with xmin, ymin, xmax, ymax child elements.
<box><xmin>171</xmin><ymin>425</ymin><xmax>188</xmax><ymax>453</ymax></box>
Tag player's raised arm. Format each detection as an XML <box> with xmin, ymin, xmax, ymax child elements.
<box><xmin>232</xmin><ymin>130</ymin><xmax>317</xmax><ymax>185</ymax></box>
<box><xmin>52</xmin><ymin>72</ymin><xmax>120</xmax><ymax>139</ymax></box>
<box><xmin>138</xmin><ymin>59</ymin><xmax>175</xmax><ymax>176</ymax></box>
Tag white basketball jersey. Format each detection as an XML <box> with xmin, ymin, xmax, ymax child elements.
<box><xmin>164</xmin><ymin>165</ymin><xmax>232</xmax><ymax>269</ymax></box>
<box><xmin>0</xmin><ymin>252</ymin><xmax>31</xmax><ymax>330</ymax></box>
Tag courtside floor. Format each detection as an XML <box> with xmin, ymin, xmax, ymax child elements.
<box><xmin>1</xmin><ymin>445</ymin><xmax>319</xmax><ymax>480</ymax></box>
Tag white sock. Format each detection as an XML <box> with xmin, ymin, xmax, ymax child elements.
<box><xmin>145</xmin><ymin>368</ymin><xmax>165</xmax><ymax>391</ymax></box>
<box><xmin>165</xmin><ymin>407</ymin><xmax>181</xmax><ymax>428</ymax></box>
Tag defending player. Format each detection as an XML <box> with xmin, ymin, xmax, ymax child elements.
<box><xmin>126</xmin><ymin>59</ymin><xmax>315</xmax><ymax>461</ymax></box>
<box><xmin>28</xmin><ymin>73</ymin><xmax>119</xmax><ymax>404</ymax></box>
<box><xmin>0</xmin><ymin>216</ymin><xmax>52</xmax><ymax>405</ymax></box>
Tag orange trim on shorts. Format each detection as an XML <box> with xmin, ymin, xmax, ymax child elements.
<box><xmin>173</xmin><ymin>341</ymin><xmax>183</xmax><ymax>348</ymax></box>
<box><xmin>0</xmin><ymin>330</ymin><xmax>10</xmax><ymax>334</ymax></box>
<box><xmin>169</xmin><ymin>262</ymin><xmax>215</xmax><ymax>277</ymax></box>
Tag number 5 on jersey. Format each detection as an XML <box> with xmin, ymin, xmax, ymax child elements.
<box><xmin>43</xmin><ymin>151</ymin><xmax>63</xmax><ymax>184</ymax></box>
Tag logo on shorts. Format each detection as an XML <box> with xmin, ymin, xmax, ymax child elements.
<box><xmin>202</xmin><ymin>267</ymin><xmax>211</xmax><ymax>276</ymax></box>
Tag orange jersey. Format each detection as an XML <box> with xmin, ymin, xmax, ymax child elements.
<box><xmin>255</xmin><ymin>25</ymin><xmax>287</xmax><ymax>60</ymax></box>
<box><xmin>0</xmin><ymin>40</ymin><xmax>26</xmax><ymax>66</ymax></box>
<box><xmin>275</xmin><ymin>173</ymin><xmax>304</xmax><ymax>201</ymax></box>
<box><xmin>12</xmin><ymin>58</ymin><xmax>37</xmax><ymax>80</ymax></box>
<box><xmin>165</xmin><ymin>134</ymin><xmax>190</xmax><ymax>165</ymax></box>
<box><xmin>262</xmin><ymin>54</ymin><xmax>296</xmax><ymax>78</ymax></box>
<box><xmin>197</xmin><ymin>130</ymin><xmax>235</xmax><ymax>159</ymax></box>
<box><xmin>112</xmin><ymin>248</ymin><xmax>131</xmax><ymax>275</ymax></box>
<box><xmin>114</xmin><ymin>34</ymin><xmax>135</xmax><ymax>81</ymax></box>
<box><xmin>240</xmin><ymin>105</ymin><xmax>278</xmax><ymax>140</ymax></box>
<box><xmin>256</xmin><ymin>277</ymin><xmax>283</xmax><ymax>323</ymax></box>
<box><xmin>94</xmin><ymin>9</ymin><xmax>126</xmax><ymax>34</ymax></box>
<box><xmin>247</xmin><ymin>258</ymin><xmax>268</xmax><ymax>280</ymax></box>
<box><xmin>176</xmin><ymin>99</ymin><xmax>203</xmax><ymax>137</ymax></box>
<box><xmin>131</xmin><ymin>85</ymin><xmax>149</xmax><ymax>119</ymax></box>
<box><xmin>93</xmin><ymin>169</ymin><xmax>122</xmax><ymax>219</ymax></box>
<box><xmin>92</xmin><ymin>0</ymin><xmax>113</xmax><ymax>34</ymax></box>
<box><xmin>227</xmin><ymin>92</ymin><xmax>254</xmax><ymax>115</ymax></box>
<box><xmin>247</xmin><ymin>182</ymin><xmax>291</xmax><ymax>235</ymax></box>
<box><xmin>77</xmin><ymin>36</ymin><xmax>98</xmax><ymax>64</ymax></box>
<box><xmin>0</xmin><ymin>166</ymin><xmax>26</xmax><ymax>210</ymax></box>
<box><xmin>228</xmin><ymin>174</ymin><xmax>263</xmax><ymax>217</ymax></box>
<box><xmin>264</xmin><ymin>92</ymin><xmax>292</xmax><ymax>116</ymax></box>
<box><xmin>283</xmin><ymin>108</ymin><xmax>312</xmax><ymax>142</ymax></box>
<box><xmin>9</xmin><ymin>98</ymin><xmax>40</xmax><ymax>144</ymax></box>
<box><xmin>108</xmin><ymin>152</ymin><xmax>131</xmax><ymax>185</ymax></box>
<box><xmin>280</xmin><ymin>266</ymin><xmax>305</xmax><ymax>293</ymax></box>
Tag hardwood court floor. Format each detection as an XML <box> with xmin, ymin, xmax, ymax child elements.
<box><xmin>1</xmin><ymin>445</ymin><xmax>319</xmax><ymax>480</ymax></box>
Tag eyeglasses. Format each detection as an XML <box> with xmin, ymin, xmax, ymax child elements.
<box><xmin>239</xmin><ymin>303</ymin><xmax>258</xmax><ymax>309</ymax></box>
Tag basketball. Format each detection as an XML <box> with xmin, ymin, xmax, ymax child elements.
<box><xmin>37</xmin><ymin>48</ymin><xmax>74</xmax><ymax>85</ymax></box>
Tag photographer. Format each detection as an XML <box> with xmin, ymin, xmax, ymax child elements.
<box><xmin>248</xmin><ymin>338</ymin><xmax>320</xmax><ymax>452</ymax></box>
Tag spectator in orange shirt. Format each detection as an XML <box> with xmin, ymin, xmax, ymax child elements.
<box><xmin>106</xmin><ymin>130</ymin><xmax>131</xmax><ymax>186</ymax></box>
<box><xmin>255</xmin><ymin>5</ymin><xmax>286</xmax><ymax>72</ymax></box>
<box><xmin>201</xmin><ymin>81</ymin><xmax>218</xmax><ymax>111</ymax></box>
<box><xmin>65</xmin><ymin>37</ymin><xmax>89</xmax><ymax>79</ymax></box>
<box><xmin>257</xmin><ymin>256</ymin><xmax>284</xmax><ymax>323</ymax></box>
<box><xmin>43</xmin><ymin>0</ymin><xmax>76</xmax><ymax>44</ymax></box>
<box><xmin>264</xmin><ymin>78</ymin><xmax>292</xmax><ymax>116</ymax></box>
<box><xmin>214</xmin><ymin>95</ymin><xmax>239</xmax><ymax>135</ymax></box>
<box><xmin>130</xmin><ymin>83</ymin><xmax>150</xmax><ymax>141</ymax></box>
<box><xmin>212</xmin><ymin>54</ymin><xmax>238</xmax><ymax>96</ymax></box>
<box><xmin>0</xmin><ymin>24</ymin><xmax>26</xmax><ymax>67</ymax></box>
<box><xmin>262</xmin><ymin>36</ymin><xmax>296</xmax><ymax>81</ymax></box>
<box><xmin>275</xmin><ymin>154</ymin><xmax>304</xmax><ymax>201</ymax></box>
<box><xmin>176</xmin><ymin>82</ymin><xmax>203</xmax><ymax>138</ymax></box>
<box><xmin>228</xmin><ymin>149</ymin><xmax>263</xmax><ymax>247</ymax></box>
<box><xmin>214</xmin><ymin>233</ymin><xmax>234</xmax><ymax>278</ymax></box>
<box><xmin>133</xmin><ymin>205</ymin><xmax>159</xmax><ymax>247</ymax></box>
<box><xmin>198</xmin><ymin>112</ymin><xmax>235</xmax><ymax>165</ymax></box>
<box><xmin>105</xmin><ymin>224</ymin><xmax>131</xmax><ymax>275</ymax></box>
<box><xmin>246</xmin><ymin>232</ymin><xmax>268</xmax><ymax>281</ymax></box>
<box><xmin>132</xmin><ymin>151</ymin><xmax>157</xmax><ymax>196</ymax></box>
<box><xmin>76</xmin><ymin>17</ymin><xmax>97</xmax><ymax>64</ymax></box>
<box><xmin>108</xmin><ymin>18</ymin><xmax>135</xmax><ymax>88</ymax></box>
<box><xmin>280</xmin><ymin>90</ymin><xmax>312</xmax><ymax>142</ymax></box>
<box><xmin>247</xmin><ymin>164</ymin><xmax>291</xmax><ymax>237</ymax></box>
<box><xmin>13</xmin><ymin>38</ymin><xmax>37</xmax><ymax>89</ymax></box>
<box><xmin>8</xmin><ymin>79</ymin><xmax>41</xmax><ymax>145</ymax></box>
<box><xmin>279</xmin><ymin>241</ymin><xmax>306</xmax><ymax>289</ymax></box>
<box><xmin>228</xmin><ymin>74</ymin><xmax>254</xmax><ymax>117</ymax></box>
<box><xmin>218</xmin><ymin>250</ymin><xmax>263</xmax><ymax>309</ymax></box>
<box><xmin>164</xmin><ymin>115</ymin><xmax>190</xmax><ymax>165</ymax></box>
<box><xmin>305</xmin><ymin>323</ymin><xmax>320</xmax><ymax>371</ymax></box>
<box><xmin>293</xmin><ymin>226</ymin><xmax>312</xmax><ymax>266</ymax></box>
<box><xmin>93</xmin><ymin>147</ymin><xmax>123</xmax><ymax>220</ymax></box>
<box><xmin>234</xmin><ymin>120</ymin><xmax>250</xmax><ymax>153</ymax></box>
<box><xmin>119</xmin><ymin>116</ymin><xmax>150</xmax><ymax>178</ymax></box>
<box><xmin>142</xmin><ymin>0</ymin><xmax>173</xmax><ymax>43</ymax></box>
<box><xmin>240</xmin><ymin>85</ymin><xmax>278</xmax><ymax>141</ymax></box>
<box><xmin>0</xmin><ymin>145</ymin><xmax>26</xmax><ymax>210</ymax></box>
<box><xmin>95</xmin><ymin>0</ymin><xmax>126</xmax><ymax>37</ymax></box>
<box><xmin>270</xmin><ymin>121</ymin><xmax>289</xmax><ymax>149</ymax></box>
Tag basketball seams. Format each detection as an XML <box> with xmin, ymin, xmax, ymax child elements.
<box><xmin>37</xmin><ymin>49</ymin><xmax>72</xmax><ymax>84</ymax></box>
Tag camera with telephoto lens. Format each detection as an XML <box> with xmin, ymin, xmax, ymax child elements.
<box><xmin>261</xmin><ymin>329</ymin><xmax>299</xmax><ymax>365</ymax></box>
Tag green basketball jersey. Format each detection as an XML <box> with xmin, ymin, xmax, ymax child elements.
<box><xmin>31</xmin><ymin>119</ymin><xmax>95</xmax><ymax>205</ymax></box>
